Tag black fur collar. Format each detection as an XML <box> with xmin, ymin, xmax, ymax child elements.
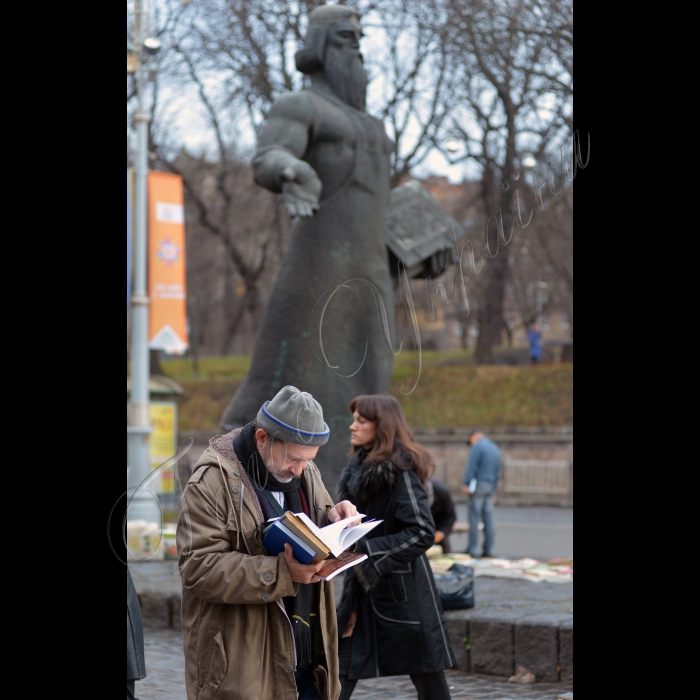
<box><xmin>338</xmin><ymin>448</ymin><xmax>398</xmax><ymax>505</ymax></box>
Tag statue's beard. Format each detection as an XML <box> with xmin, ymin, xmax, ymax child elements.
<box><xmin>323</xmin><ymin>46</ymin><xmax>367</xmax><ymax>111</ymax></box>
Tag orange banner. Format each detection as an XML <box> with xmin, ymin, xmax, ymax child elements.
<box><xmin>148</xmin><ymin>171</ymin><xmax>189</xmax><ymax>353</ymax></box>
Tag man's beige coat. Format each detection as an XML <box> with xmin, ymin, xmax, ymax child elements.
<box><xmin>176</xmin><ymin>429</ymin><xmax>341</xmax><ymax>700</ymax></box>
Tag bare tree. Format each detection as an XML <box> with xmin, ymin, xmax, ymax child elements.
<box><xmin>501</xmin><ymin>181</ymin><xmax>573</xmax><ymax>349</ymax></box>
<box><xmin>529</xmin><ymin>185</ymin><xmax>573</xmax><ymax>332</ymax></box>
<box><xmin>126</xmin><ymin>0</ymin><xmax>191</xmax><ymax>162</ymax></box>
<box><xmin>167</xmin><ymin>152</ymin><xmax>290</xmax><ymax>356</ymax></box>
<box><xmin>127</xmin><ymin>0</ymin><xmax>574</xmax><ymax>360</ymax></box>
<box><xmin>172</xmin><ymin>0</ymin><xmax>457</xmax><ymax>181</ymax></box>
<box><xmin>363</xmin><ymin>0</ymin><xmax>458</xmax><ymax>186</ymax></box>
<box><xmin>125</xmin><ymin>0</ymin><xmax>294</xmax><ymax>356</ymax></box>
<box><xmin>441</xmin><ymin>0</ymin><xmax>574</xmax><ymax>363</ymax></box>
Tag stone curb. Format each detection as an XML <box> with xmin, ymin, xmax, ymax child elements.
<box><xmin>138</xmin><ymin>590</ymin><xmax>182</xmax><ymax>630</ymax></box>
<box><xmin>444</xmin><ymin>609</ymin><xmax>573</xmax><ymax>684</ymax></box>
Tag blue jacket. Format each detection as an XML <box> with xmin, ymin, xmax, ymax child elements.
<box><xmin>528</xmin><ymin>329</ymin><xmax>542</xmax><ymax>359</ymax></box>
<box><xmin>464</xmin><ymin>437</ymin><xmax>501</xmax><ymax>489</ymax></box>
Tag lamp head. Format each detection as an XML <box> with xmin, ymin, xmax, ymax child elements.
<box><xmin>143</xmin><ymin>37</ymin><xmax>162</xmax><ymax>55</ymax></box>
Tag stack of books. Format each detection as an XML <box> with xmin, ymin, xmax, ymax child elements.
<box><xmin>262</xmin><ymin>511</ymin><xmax>382</xmax><ymax>581</ymax></box>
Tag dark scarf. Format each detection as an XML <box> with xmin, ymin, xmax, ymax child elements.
<box><xmin>233</xmin><ymin>423</ymin><xmax>317</xmax><ymax>670</ymax></box>
<box><xmin>337</xmin><ymin>447</ymin><xmax>399</xmax><ymax>509</ymax></box>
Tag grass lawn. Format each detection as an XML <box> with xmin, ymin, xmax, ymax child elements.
<box><xmin>161</xmin><ymin>352</ymin><xmax>573</xmax><ymax>431</ymax></box>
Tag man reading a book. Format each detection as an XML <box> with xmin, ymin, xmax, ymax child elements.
<box><xmin>177</xmin><ymin>385</ymin><xmax>359</xmax><ymax>700</ymax></box>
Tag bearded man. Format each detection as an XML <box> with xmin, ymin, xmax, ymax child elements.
<box><xmin>178</xmin><ymin>385</ymin><xmax>359</xmax><ymax>699</ymax></box>
<box><xmin>221</xmin><ymin>4</ymin><xmax>396</xmax><ymax>486</ymax></box>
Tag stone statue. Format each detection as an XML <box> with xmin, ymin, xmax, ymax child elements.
<box><xmin>220</xmin><ymin>4</ymin><xmax>396</xmax><ymax>488</ymax></box>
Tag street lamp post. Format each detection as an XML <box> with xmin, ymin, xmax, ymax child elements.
<box><xmin>127</xmin><ymin>0</ymin><xmax>159</xmax><ymax>524</ymax></box>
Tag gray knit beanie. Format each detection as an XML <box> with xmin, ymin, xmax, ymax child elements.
<box><xmin>257</xmin><ymin>386</ymin><xmax>330</xmax><ymax>446</ymax></box>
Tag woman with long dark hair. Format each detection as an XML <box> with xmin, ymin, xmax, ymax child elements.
<box><xmin>336</xmin><ymin>394</ymin><xmax>454</xmax><ymax>700</ymax></box>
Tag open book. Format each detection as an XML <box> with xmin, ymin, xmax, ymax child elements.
<box><xmin>262</xmin><ymin>511</ymin><xmax>383</xmax><ymax>581</ymax></box>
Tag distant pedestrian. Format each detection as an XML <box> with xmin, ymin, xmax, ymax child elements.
<box><xmin>427</xmin><ymin>479</ymin><xmax>457</xmax><ymax>553</ymax></box>
<box><xmin>462</xmin><ymin>430</ymin><xmax>501</xmax><ymax>558</ymax></box>
<box><xmin>127</xmin><ymin>567</ymin><xmax>146</xmax><ymax>700</ymax></box>
<box><xmin>528</xmin><ymin>323</ymin><xmax>543</xmax><ymax>364</ymax></box>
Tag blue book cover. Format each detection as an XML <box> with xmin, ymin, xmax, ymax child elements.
<box><xmin>262</xmin><ymin>521</ymin><xmax>317</xmax><ymax>565</ymax></box>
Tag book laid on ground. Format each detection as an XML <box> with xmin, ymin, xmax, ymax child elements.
<box><xmin>262</xmin><ymin>511</ymin><xmax>383</xmax><ymax>581</ymax></box>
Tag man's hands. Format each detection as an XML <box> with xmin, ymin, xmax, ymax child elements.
<box><xmin>282</xmin><ymin>501</ymin><xmax>360</xmax><ymax>583</ymax></box>
<box><xmin>283</xmin><ymin>544</ymin><xmax>324</xmax><ymax>584</ymax></box>
<box><xmin>327</xmin><ymin>500</ymin><xmax>360</xmax><ymax>525</ymax></box>
<box><xmin>281</xmin><ymin>161</ymin><xmax>322</xmax><ymax>218</ymax></box>
<box><xmin>435</xmin><ymin>530</ymin><xmax>446</xmax><ymax>543</ymax></box>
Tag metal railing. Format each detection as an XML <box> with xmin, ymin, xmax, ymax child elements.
<box><xmin>502</xmin><ymin>459</ymin><xmax>571</xmax><ymax>494</ymax></box>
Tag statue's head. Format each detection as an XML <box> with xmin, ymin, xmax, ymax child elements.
<box><xmin>296</xmin><ymin>4</ymin><xmax>367</xmax><ymax>111</ymax></box>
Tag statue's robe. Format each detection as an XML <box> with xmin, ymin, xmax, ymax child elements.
<box><xmin>221</xmin><ymin>87</ymin><xmax>396</xmax><ymax>487</ymax></box>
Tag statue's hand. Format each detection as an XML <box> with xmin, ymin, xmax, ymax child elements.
<box><xmin>281</xmin><ymin>162</ymin><xmax>322</xmax><ymax>218</ymax></box>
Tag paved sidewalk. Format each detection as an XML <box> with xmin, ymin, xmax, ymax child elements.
<box><xmin>138</xmin><ymin>629</ymin><xmax>573</xmax><ymax>700</ymax></box>
<box><xmin>449</xmin><ymin>506</ymin><xmax>573</xmax><ymax>562</ymax></box>
<box><xmin>139</xmin><ymin>629</ymin><xmax>185</xmax><ymax>699</ymax></box>
<box><xmin>131</xmin><ymin>562</ymin><xmax>573</xmax><ymax>684</ymax></box>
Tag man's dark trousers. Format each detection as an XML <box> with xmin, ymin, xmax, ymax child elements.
<box><xmin>296</xmin><ymin>667</ymin><xmax>320</xmax><ymax>699</ymax></box>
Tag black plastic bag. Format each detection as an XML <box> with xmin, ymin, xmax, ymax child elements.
<box><xmin>433</xmin><ymin>563</ymin><xmax>475</xmax><ymax>610</ymax></box>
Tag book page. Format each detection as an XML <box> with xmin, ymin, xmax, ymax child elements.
<box><xmin>337</xmin><ymin>520</ymin><xmax>382</xmax><ymax>552</ymax></box>
<box><xmin>295</xmin><ymin>512</ymin><xmax>381</xmax><ymax>557</ymax></box>
<box><xmin>293</xmin><ymin>511</ymin><xmax>325</xmax><ymax>538</ymax></box>
<box><xmin>295</xmin><ymin>511</ymin><xmax>364</xmax><ymax>539</ymax></box>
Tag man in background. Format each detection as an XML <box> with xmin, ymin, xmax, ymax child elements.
<box><xmin>427</xmin><ymin>479</ymin><xmax>457</xmax><ymax>553</ymax></box>
<box><xmin>528</xmin><ymin>323</ymin><xmax>543</xmax><ymax>364</ymax></box>
<box><xmin>462</xmin><ymin>430</ymin><xmax>501</xmax><ymax>558</ymax></box>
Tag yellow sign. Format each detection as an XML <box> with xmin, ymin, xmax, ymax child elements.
<box><xmin>149</xmin><ymin>401</ymin><xmax>177</xmax><ymax>493</ymax></box>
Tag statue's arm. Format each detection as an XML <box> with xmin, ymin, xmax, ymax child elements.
<box><xmin>253</xmin><ymin>93</ymin><xmax>322</xmax><ymax>218</ymax></box>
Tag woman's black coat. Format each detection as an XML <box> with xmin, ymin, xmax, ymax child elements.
<box><xmin>336</xmin><ymin>451</ymin><xmax>455</xmax><ymax>679</ymax></box>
